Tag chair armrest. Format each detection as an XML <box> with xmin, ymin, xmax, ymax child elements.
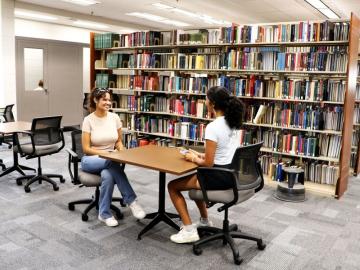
<box><xmin>66</xmin><ymin>148</ymin><xmax>78</xmax><ymax>159</ymax></box>
<box><xmin>14</xmin><ymin>131</ymin><xmax>35</xmax><ymax>157</ymax></box>
<box><xmin>197</xmin><ymin>167</ymin><xmax>239</xmax><ymax>209</ymax></box>
<box><xmin>66</xmin><ymin>148</ymin><xmax>80</xmax><ymax>185</ymax></box>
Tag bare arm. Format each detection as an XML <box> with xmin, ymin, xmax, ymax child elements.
<box><xmin>185</xmin><ymin>139</ymin><xmax>216</xmax><ymax>167</ymax></box>
<box><xmin>114</xmin><ymin>128</ymin><xmax>125</xmax><ymax>151</ymax></box>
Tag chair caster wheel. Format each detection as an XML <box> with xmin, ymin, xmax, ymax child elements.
<box><xmin>257</xmin><ymin>241</ymin><xmax>266</xmax><ymax>250</ymax></box>
<box><xmin>233</xmin><ymin>224</ymin><xmax>238</xmax><ymax>231</ymax></box>
<box><xmin>60</xmin><ymin>178</ymin><xmax>65</xmax><ymax>183</ymax></box>
<box><xmin>16</xmin><ymin>179</ymin><xmax>22</xmax><ymax>186</ymax></box>
<box><xmin>193</xmin><ymin>246</ymin><xmax>202</xmax><ymax>256</ymax></box>
<box><xmin>53</xmin><ymin>186</ymin><xmax>59</xmax><ymax>191</ymax></box>
<box><xmin>81</xmin><ymin>214</ymin><xmax>88</xmax><ymax>221</ymax></box>
<box><xmin>68</xmin><ymin>204</ymin><xmax>75</xmax><ymax>211</ymax></box>
<box><xmin>234</xmin><ymin>256</ymin><xmax>243</xmax><ymax>265</ymax></box>
<box><xmin>116</xmin><ymin>211</ymin><xmax>124</xmax><ymax>220</ymax></box>
<box><xmin>24</xmin><ymin>187</ymin><xmax>31</xmax><ymax>193</ymax></box>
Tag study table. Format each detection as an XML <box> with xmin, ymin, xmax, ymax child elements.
<box><xmin>100</xmin><ymin>145</ymin><xmax>198</xmax><ymax>239</ymax></box>
<box><xmin>0</xmin><ymin>121</ymin><xmax>35</xmax><ymax>177</ymax></box>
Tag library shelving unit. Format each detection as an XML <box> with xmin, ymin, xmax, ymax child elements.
<box><xmin>352</xmin><ymin>54</ymin><xmax>360</xmax><ymax>176</ymax></box>
<box><xmin>90</xmin><ymin>13</ymin><xmax>360</xmax><ymax>198</ymax></box>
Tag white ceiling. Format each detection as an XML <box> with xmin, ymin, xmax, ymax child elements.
<box><xmin>15</xmin><ymin>0</ymin><xmax>360</xmax><ymax>31</ymax></box>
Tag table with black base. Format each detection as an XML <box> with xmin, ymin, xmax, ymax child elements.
<box><xmin>0</xmin><ymin>121</ymin><xmax>35</xmax><ymax>178</ymax></box>
<box><xmin>100</xmin><ymin>145</ymin><xmax>197</xmax><ymax>240</ymax></box>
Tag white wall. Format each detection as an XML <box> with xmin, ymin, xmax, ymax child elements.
<box><xmin>0</xmin><ymin>0</ymin><xmax>16</xmax><ymax>109</ymax></box>
<box><xmin>15</xmin><ymin>18</ymin><xmax>91</xmax><ymax>44</ymax></box>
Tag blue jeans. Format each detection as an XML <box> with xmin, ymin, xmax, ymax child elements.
<box><xmin>81</xmin><ymin>155</ymin><xmax>137</xmax><ymax>219</ymax></box>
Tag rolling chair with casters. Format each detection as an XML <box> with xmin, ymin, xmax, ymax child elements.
<box><xmin>14</xmin><ymin>116</ymin><xmax>65</xmax><ymax>193</ymax></box>
<box><xmin>67</xmin><ymin>130</ymin><xmax>125</xmax><ymax>222</ymax></box>
<box><xmin>0</xmin><ymin>104</ymin><xmax>15</xmax><ymax>149</ymax></box>
<box><xmin>189</xmin><ymin>142</ymin><xmax>266</xmax><ymax>265</ymax></box>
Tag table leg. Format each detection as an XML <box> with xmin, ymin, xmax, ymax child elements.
<box><xmin>137</xmin><ymin>171</ymin><xmax>180</xmax><ymax>240</ymax></box>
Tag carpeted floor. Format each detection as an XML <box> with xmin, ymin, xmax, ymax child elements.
<box><xmin>0</xmin><ymin>132</ymin><xmax>360</xmax><ymax>270</ymax></box>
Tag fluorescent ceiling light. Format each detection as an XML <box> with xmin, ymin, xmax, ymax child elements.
<box><xmin>319</xmin><ymin>8</ymin><xmax>340</xmax><ymax>19</ymax></box>
<box><xmin>304</xmin><ymin>0</ymin><xmax>327</xmax><ymax>9</ymax></box>
<box><xmin>127</xmin><ymin>12</ymin><xmax>166</xmax><ymax>22</ymax></box>
<box><xmin>14</xmin><ymin>10</ymin><xmax>58</xmax><ymax>21</ymax></box>
<box><xmin>152</xmin><ymin>2</ymin><xmax>231</xmax><ymax>25</ymax></box>
<box><xmin>304</xmin><ymin>0</ymin><xmax>340</xmax><ymax>19</ymax></box>
<box><xmin>126</xmin><ymin>12</ymin><xmax>190</xmax><ymax>26</ymax></box>
<box><xmin>152</xmin><ymin>3</ymin><xmax>173</xmax><ymax>9</ymax></box>
<box><xmin>62</xmin><ymin>0</ymin><xmax>100</xmax><ymax>6</ymax></box>
<box><xmin>73</xmin><ymin>20</ymin><xmax>109</xmax><ymax>29</ymax></box>
<box><xmin>162</xmin><ymin>19</ymin><xmax>190</xmax><ymax>27</ymax></box>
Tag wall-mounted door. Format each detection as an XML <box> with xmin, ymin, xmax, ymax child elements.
<box><xmin>16</xmin><ymin>40</ymin><xmax>49</xmax><ymax>120</ymax></box>
<box><xmin>16</xmin><ymin>38</ymin><xmax>84</xmax><ymax>127</ymax></box>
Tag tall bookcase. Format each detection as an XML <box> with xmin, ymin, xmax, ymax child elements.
<box><xmin>90</xmin><ymin>13</ymin><xmax>360</xmax><ymax>198</ymax></box>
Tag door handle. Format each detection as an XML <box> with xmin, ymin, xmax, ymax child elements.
<box><xmin>44</xmin><ymin>88</ymin><xmax>48</xmax><ymax>94</ymax></box>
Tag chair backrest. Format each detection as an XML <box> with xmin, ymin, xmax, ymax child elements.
<box><xmin>230</xmin><ymin>142</ymin><xmax>264</xmax><ymax>190</ymax></box>
<box><xmin>3</xmin><ymin>104</ymin><xmax>15</xmax><ymax>122</ymax></box>
<box><xmin>31</xmin><ymin>116</ymin><xmax>63</xmax><ymax>145</ymax></box>
<box><xmin>71</xmin><ymin>129</ymin><xmax>85</xmax><ymax>161</ymax></box>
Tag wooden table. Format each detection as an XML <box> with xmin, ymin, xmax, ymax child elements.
<box><xmin>0</xmin><ymin>121</ymin><xmax>35</xmax><ymax>177</ymax></box>
<box><xmin>100</xmin><ymin>145</ymin><xmax>198</xmax><ymax>239</ymax></box>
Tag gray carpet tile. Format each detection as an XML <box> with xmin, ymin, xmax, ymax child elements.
<box><xmin>0</xmin><ymin>132</ymin><xmax>360</xmax><ymax>269</ymax></box>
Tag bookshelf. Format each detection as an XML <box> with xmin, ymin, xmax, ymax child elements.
<box><xmin>90</xmin><ymin>14</ymin><xmax>360</xmax><ymax>198</ymax></box>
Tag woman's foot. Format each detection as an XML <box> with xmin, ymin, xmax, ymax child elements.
<box><xmin>170</xmin><ymin>225</ymin><xmax>200</xmax><ymax>244</ymax></box>
<box><xmin>194</xmin><ymin>217</ymin><xmax>213</xmax><ymax>228</ymax></box>
<box><xmin>98</xmin><ymin>215</ymin><xmax>119</xmax><ymax>227</ymax></box>
<box><xmin>129</xmin><ymin>200</ymin><xmax>146</xmax><ymax>219</ymax></box>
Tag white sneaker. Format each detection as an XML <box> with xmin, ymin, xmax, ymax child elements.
<box><xmin>170</xmin><ymin>226</ymin><xmax>200</xmax><ymax>244</ymax></box>
<box><xmin>194</xmin><ymin>218</ymin><xmax>213</xmax><ymax>228</ymax></box>
<box><xmin>98</xmin><ymin>215</ymin><xmax>119</xmax><ymax>227</ymax></box>
<box><xmin>129</xmin><ymin>201</ymin><xmax>146</xmax><ymax>219</ymax></box>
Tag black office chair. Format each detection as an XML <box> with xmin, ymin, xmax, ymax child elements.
<box><xmin>188</xmin><ymin>142</ymin><xmax>266</xmax><ymax>265</ymax></box>
<box><xmin>0</xmin><ymin>104</ymin><xmax>15</xmax><ymax>149</ymax></box>
<box><xmin>14</xmin><ymin>116</ymin><xmax>65</xmax><ymax>192</ymax></box>
<box><xmin>67</xmin><ymin>130</ymin><xmax>125</xmax><ymax>221</ymax></box>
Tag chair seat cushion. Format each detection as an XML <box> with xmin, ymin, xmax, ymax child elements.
<box><xmin>14</xmin><ymin>143</ymin><xmax>62</xmax><ymax>156</ymax></box>
<box><xmin>188</xmin><ymin>189</ymin><xmax>254</xmax><ymax>204</ymax></box>
<box><xmin>78</xmin><ymin>170</ymin><xmax>101</xmax><ymax>187</ymax></box>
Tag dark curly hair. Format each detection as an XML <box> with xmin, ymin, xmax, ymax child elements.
<box><xmin>88</xmin><ymin>88</ymin><xmax>113</xmax><ymax>111</ymax></box>
<box><xmin>206</xmin><ymin>86</ymin><xmax>245</xmax><ymax>129</ymax></box>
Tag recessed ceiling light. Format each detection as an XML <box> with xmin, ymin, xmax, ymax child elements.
<box><xmin>14</xmin><ymin>10</ymin><xmax>58</xmax><ymax>21</ymax></box>
<box><xmin>304</xmin><ymin>0</ymin><xmax>340</xmax><ymax>19</ymax></box>
<box><xmin>73</xmin><ymin>20</ymin><xmax>109</xmax><ymax>29</ymax></box>
<box><xmin>62</xmin><ymin>0</ymin><xmax>100</xmax><ymax>6</ymax></box>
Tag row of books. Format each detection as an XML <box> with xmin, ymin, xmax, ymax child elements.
<box><xmin>130</xmin><ymin>75</ymin><xmax>215</xmax><ymax>93</ymax></box>
<box><xmin>258</xmin><ymin>129</ymin><xmax>341</xmax><ymax>158</ymax></box>
<box><xmin>220</xmin><ymin>21</ymin><xmax>349</xmax><ymax>44</ymax></box>
<box><xmin>119</xmin><ymin>96</ymin><xmax>210</xmax><ymax>119</ymax></box>
<box><xmin>260</xmin><ymin>155</ymin><xmax>339</xmax><ymax>185</ymax></box>
<box><xmin>354</xmin><ymin>107</ymin><xmax>360</xmax><ymax>124</ymax></box>
<box><xmin>260</xmin><ymin>156</ymin><xmax>339</xmax><ymax>185</ymax></box>
<box><xmin>247</xmin><ymin>104</ymin><xmax>343</xmax><ymax>131</ymax></box>
<box><xmin>102</xmin><ymin>46</ymin><xmax>348</xmax><ymax>72</ymax></box>
<box><xmin>95</xmin><ymin>21</ymin><xmax>350</xmax><ymax>49</ymax></box>
<box><xmin>95</xmin><ymin>73</ymin><xmax>116</xmax><ymax>89</ymax></box>
<box><xmin>133</xmin><ymin>115</ymin><xmax>207</xmax><ymax>141</ymax></box>
<box><xmin>226</xmin><ymin>46</ymin><xmax>348</xmax><ymax>72</ymax></box>
<box><xmin>113</xmin><ymin>74</ymin><xmax>347</xmax><ymax>103</ymax></box>
<box><xmin>222</xmin><ymin>76</ymin><xmax>346</xmax><ymax>102</ymax></box>
<box><xmin>355</xmin><ymin>84</ymin><xmax>360</xmax><ymax>100</ymax></box>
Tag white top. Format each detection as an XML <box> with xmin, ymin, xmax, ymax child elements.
<box><xmin>205</xmin><ymin>116</ymin><xmax>240</xmax><ymax>165</ymax></box>
<box><xmin>82</xmin><ymin>112</ymin><xmax>122</xmax><ymax>151</ymax></box>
